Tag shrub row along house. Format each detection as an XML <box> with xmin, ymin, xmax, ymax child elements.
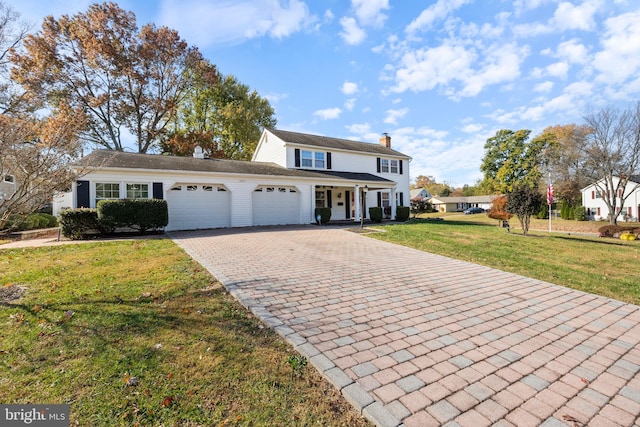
<box><xmin>54</xmin><ymin>129</ymin><xmax>411</xmax><ymax>231</ymax></box>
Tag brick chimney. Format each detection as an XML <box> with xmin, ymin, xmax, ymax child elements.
<box><xmin>379</xmin><ymin>133</ymin><xmax>391</xmax><ymax>148</ymax></box>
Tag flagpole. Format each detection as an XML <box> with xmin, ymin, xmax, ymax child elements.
<box><xmin>547</xmin><ymin>172</ymin><xmax>553</xmax><ymax>234</ymax></box>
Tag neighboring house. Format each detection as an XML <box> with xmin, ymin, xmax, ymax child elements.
<box><xmin>581</xmin><ymin>176</ymin><xmax>640</xmax><ymax>221</ymax></box>
<box><xmin>0</xmin><ymin>173</ymin><xmax>17</xmax><ymax>208</ymax></box>
<box><xmin>410</xmin><ymin>188</ymin><xmax>431</xmax><ymax>202</ymax></box>
<box><xmin>58</xmin><ymin>129</ymin><xmax>411</xmax><ymax>231</ymax></box>
<box><xmin>430</xmin><ymin>195</ymin><xmax>496</xmax><ymax>213</ymax></box>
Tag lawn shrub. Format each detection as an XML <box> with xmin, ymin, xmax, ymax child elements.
<box><xmin>396</xmin><ymin>206</ymin><xmax>410</xmax><ymax>222</ymax></box>
<box><xmin>537</xmin><ymin>204</ymin><xmax>548</xmax><ymax>219</ymax></box>
<box><xmin>98</xmin><ymin>199</ymin><xmax>168</xmax><ymax>233</ymax></box>
<box><xmin>4</xmin><ymin>213</ymin><xmax>58</xmax><ymax>231</ymax></box>
<box><xmin>598</xmin><ymin>224</ymin><xmax>636</xmax><ymax>238</ymax></box>
<box><xmin>369</xmin><ymin>207</ymin><xmax>383</xmax><ymax>223</ymax></box>
<box><xmin>314</xmin><ymin>207</ymin><xmax>331</xmax><ymax>224</ymax></box>
<box><xmin>573</xmin><ymin>206</ymin><xmax>586</xmax><ymax>221</ymax></box>
<box><xmin>59</xmin><ymin>208</ymin><xmax>100</xmax><ymax>239</ymax></box>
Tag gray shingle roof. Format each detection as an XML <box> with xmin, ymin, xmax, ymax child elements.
<box><xmin>268</xmin><ymin>129</ymin><xmax>409</xmax><ymax>158</ymax></box>
<box><xmin>75</xmin><ymin>150</ymin><xmax>393</xmax><ymax>184</ymax></box>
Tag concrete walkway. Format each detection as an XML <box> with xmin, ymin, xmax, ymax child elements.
<box><xmin>170</xmin><ymin>226</ymin><xmax>640</xmax><ymax>427</ymax></box>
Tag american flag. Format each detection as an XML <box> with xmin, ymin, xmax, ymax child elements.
<box><xmin>547</xmin><ymin>174</ymin><xmax>554</xmax><ymax>205</ymax></box>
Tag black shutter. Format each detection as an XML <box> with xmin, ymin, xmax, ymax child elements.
<box><xmin>345</xmin><ymin>190</ymin><xmax>350</xmax><ymax>218</ymax></box>
<box><xmin>377</xmin><ymin>157</ymin><xmax>381</xmax><ymax>173</ymax></box>
<box><xmin>327</xmin><ymin>190</ymin><xmax>332</xmax><ymax>208</ymax></box>
<box><xmin>327</xmin><ymin>152</ymin><xmax>332</xmax><ymax>170</ymax></box>
<box><xmin>400</xmin><ymin>160</ymin><xmax>403</xmax><ymax>175</ymax></box>
<box><xmin>377</xmin><ymin>192</ymin><xmax>382</xmax><ymax>207</ymax></box>
<box><xmin>152</xmin><ymin>182</ymin><xmax>163</xmax><ymax>199</ymax></box>
<box><xmin>76</xmin><ymin>180</ymin><xmax>90</xmax><ymax>208</ymax></box>
<box><xmin>399</xmin><ymin>192</ymin><xmax>404</xmax><ymax>206</ymax></box>
<box><xmin>295</xmin><ymin>149</ymin><xmax>301</xmax><ymax>167</ymax></box>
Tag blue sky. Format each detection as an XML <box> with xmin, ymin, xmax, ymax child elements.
<box><xmin>9</xmin><ymin>0</ymin><xmax>640</xmax><ymax>187</ymax></box>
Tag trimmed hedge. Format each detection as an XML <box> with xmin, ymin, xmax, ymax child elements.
<box><xmin>395</xmin><ymin>206</ymin><xmax>410</xmax><ymax>222</ymax></box>
<box><xmin>59</xmin><ymin>208</ymin><xmax>100</xmax><ymax>240</ymax></box>
<box><xmin>314</xmin><ymin>207</ymin><xmax>331</xmax><ymax>225</ymax></box>
<box><xmin>369</xmin><ymin>207</ymin><xmax>383</xmax><ymax>223</ymax></box>
<box><xmin>97</xmin><ymin>199</ymin><xmax>168</xmax><ymax>233</ymax></box>
<box><xmin>5</xmin><ymin>213</ymin><xmax>58</xmax><ymax>231</ymax></box>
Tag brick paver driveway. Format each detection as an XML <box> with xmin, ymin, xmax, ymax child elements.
<box><xmin>171</xmin><ymin>226</ymin><xmax>640</xmax><ymax>427</ymax></box>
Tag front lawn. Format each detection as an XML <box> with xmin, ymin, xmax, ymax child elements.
<box><xmin>371</xmin><ymin>219</ymin><xmax>640</xmax><ymax>305</ymax></box>
<box><xmin>0</xmin><ymin>240</ymin><xmax>370</xmax><ymax>426</ymax></box>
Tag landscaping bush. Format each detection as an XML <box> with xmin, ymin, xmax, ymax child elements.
<box><xmin>537</xmin><ymin>204</ymin><xmax>548</xmax><ymax>219</ymax></box>
<box><xmin>58</xmin><ymin>208</ymin><xmax>100</xmax><ymax>240</ymax></box>
<box><xmin>369</xmin><ymin>207</ymin><xmax>383</xmax><ymax>223</ymax></box>
<box><xmin>598</xmin><ymin>224</ymin><xmax>636</xmax><ymax>238</ymax></box>
<box><xmin>97</xmin><ymin>199</ymin><xmax>168</xmax><ymax>233</ymax></box>
<box><xmin>410</xmin><ymin>199</ymin><xmax>434</xmax><ymax>217</ymax></box>
<box><xmin>314</xmin><ymin>207</ymin><xmax>331</xmax><ymax>224</ymax></box>
<box><xmin>573</xmin><ymin>206</ymin><xmax>586</xmax><ymax>221</ymax></box>
<box><xmin>3</xmin><ymin>213</ymin><xmax>58</xmax><ymax>231</ymax></box>
<box><xmin>395</xmin><ymin>206</ymin><xmax>410</xmax><ymax>222</ymax></box>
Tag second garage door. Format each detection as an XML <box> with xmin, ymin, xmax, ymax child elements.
<box><xmin>166</xmin><ymin>184</ymin><xmax>230</xmax><ymax>230</ymax></box>
<box><xmin>252</xmin><ymin>186</ymin><xmax>300</xmax><ymax>226</ymax></box>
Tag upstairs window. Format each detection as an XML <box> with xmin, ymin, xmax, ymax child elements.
<box><xmin>301</xmin><ymin>150</ymin><xmax>313</xmax><ymax>167</ymax></box>
<box><xmin>390</xmin><ymin>160</ymin><xmax>398</xmax><ymax>174</ymax></box>
<box><xmin>380</xmin><ymin>159</ymin><xmax>390</xmax><ymax>173</ymax></box>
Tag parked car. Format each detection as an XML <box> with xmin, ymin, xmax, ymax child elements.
<box><xmin>463</xmin><ymin>207</ymin><xmax>484</xmax><ymax>214</ymax></box>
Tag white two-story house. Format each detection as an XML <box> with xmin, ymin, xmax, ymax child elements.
<box><xmin>581</xmin><ymin>176</ymin><xmax>640</xmax><ymax>221</ymax></box>
<box><xmin>58</xmin><ymin>129</ymin><xmax>411</xmax><ymax>231</ymax></box>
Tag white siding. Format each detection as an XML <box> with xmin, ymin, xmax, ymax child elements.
<box><xmin>252</xmin><ymin>132</ymin><xmax>287</xmax><ymax>166</ymax></box>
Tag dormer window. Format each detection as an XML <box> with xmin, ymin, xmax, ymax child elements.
<box><xmin>314</xmin><ymin>152</ymin><xmax>325</xmax><ymax>168</ymax></box>
<box><xmin>301</xmin><ymin>150</ymin><xmax>313</xmax><ymax>167</ymax></box>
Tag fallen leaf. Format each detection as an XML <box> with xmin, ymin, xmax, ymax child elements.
<box><xmin>162</xmin><ymin>396</ymin><xmax>174</xmax><ymax>407</ymax></box>
<box><xmin>580</xmin><ymin>377</ymin><xmax>589</xmax><ymax>384</ymax></box>
<box><xmin>32</xmin><ymin>305</ymin><xmax>42</xmax><ymax>313</ymax></box>
<box><xmin>562</xmin><ymin>414</ymin><xmax>583</xmax><ymax>427</ymax></box>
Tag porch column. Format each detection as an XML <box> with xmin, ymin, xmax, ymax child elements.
<box><xmin>354</xmin><ymin>185</ymin><xmax>360</xmax><ymax>221</ymax></box>
<box><xmin>311</xmin><ymin>185</ymin><xmax>317</xmax><ymax>222</ymax></box>
<box><xmin>391</xmin><ymin>187</ymin><xmax>397</xmax><ymax>220</ymax></box>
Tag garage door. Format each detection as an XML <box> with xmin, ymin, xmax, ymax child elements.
<box><xmin>166</xmin><ymin>184</ymin><xmax>230</xmax><ymax>230</ymax></box>
<box><xmin>252</xmin><ymin>186</ymin><xmax>300</xmax><ymax>226</ymax></box>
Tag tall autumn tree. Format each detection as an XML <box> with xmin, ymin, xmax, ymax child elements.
<box><xmin>10</xmin><ymin>2</ymin><xmax>203</xmax><ymax>153</ymax></box>
<box><xmin>162</xmin><ymin>67</ymin><xmax>277</xmax><ymax>160</ymax></box>
<box><xmin>480</xmin><ymin>129</ymin><xmax>547</xmax><ymax>193</ymax></box>
<box><xmin>534</xmin><ymin>124</ymin><xmax>591</xmax><ymax>204</ymax></box>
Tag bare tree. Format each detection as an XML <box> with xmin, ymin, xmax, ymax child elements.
<box><xmin>0</xmin><ymin>1</ymin><xmax>31</xmax><ymax>114</ymax></box>
<box><xmin>582</xmin><ymin>103</ymin><xmax>640</xmax><ymax>225</ymax></box>
<box><xmin>0</xmin><ymin>108</ymin><xmax>86</xmax><ymax>231</ymax></box>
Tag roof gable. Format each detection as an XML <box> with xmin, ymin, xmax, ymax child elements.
<box><xmin>267</xmin><ymin>129</ymin><xmax>409</xmax><ymax>158</ymax></box>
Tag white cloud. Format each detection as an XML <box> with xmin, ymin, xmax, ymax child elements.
<box><xmin>550</xmin><ymin>0</ymin><xmax>602</xmax><ymax>31</ymax></box>
<box><xmin>555</xmin><ymin>39</ymin><xmax>590</xmax><ymax>64</ymax></box>
<box><xmin>384</xmin><ymin>108</ymin><xmax>409</xmax><ymax>125</ymax></box>
<box><xmin>594</xmin><ymin>11</ymin><xmax>640</xmax><ymax>85</ymax></box>
<box><xmin>461</xmin><ymin>123</ymin><xmax>484</xmax><ymax>133</ymax></box>
<box><xmin>392</xmin><ymin>98</ymin><xmax>402</xmax><ymax>104</ymax></box>
<box><xmin>341</xmin><ymin>81</ymin><xmax>359</xmax><ymax>95</ymax></box>
<box><xmin>546</xmin><ymin>61</ymin><xmax>569</xmax><ymax>79</ymax></box>
<box><xmin>264</xmin><ymin>92</ymin><xmax>288</xmax><ymax>103</ymax></box>
<box><xmin>534</xmin><ymin>81</ymin><xmax>554</xmax><ymax>92</ymax></box>
<box><xmin>313</xmin><ymin>107</ymin><xmax>342</xmax><ymax>120</ymax></box>
<box><xmin>158</xmin><ymin>0</ymin><xmax>316</xmax><ymax>47</ymax></box>
<box><xmin>344</xmin><ymin>98</ymin><xmax>356</xmax><ymax>111</ymax></box>
<box><xmin>345</xmin><ymin>123</ymin><xmax>371</xmax><ymax>135</ymax></box>
<box><xmin>390</xmin><ymin>42</ymin><xmax>475</xmax><ymax>93</ymax></box>
<box><xmin>324</xmin><ymin>9</ymin><xmax>334</xmax><ymax>22</ymax></box>
<box><xmin>406</xmin><ymin>0</ymin><xmax>472</xmax><ymax>35</ymax></box>
<box><xmin>339</xmin><ymin>16</ymin><xmax>366</xmax><ymax>45</ymax></box>
<box><xmin>351</xmin><ymin>0</ymin><xmax>389</xmax><ymax>27</ymax></box>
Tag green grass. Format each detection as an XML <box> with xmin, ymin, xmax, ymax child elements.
<box><xmin>0</xmin><ymin>240</ymin><xmax>370</xmax><ymax>427</ymax></box>
<box><xmin>371</xmin><ymin>218</ymin><xmax>640</xmax><ymax>305</ymax></box>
